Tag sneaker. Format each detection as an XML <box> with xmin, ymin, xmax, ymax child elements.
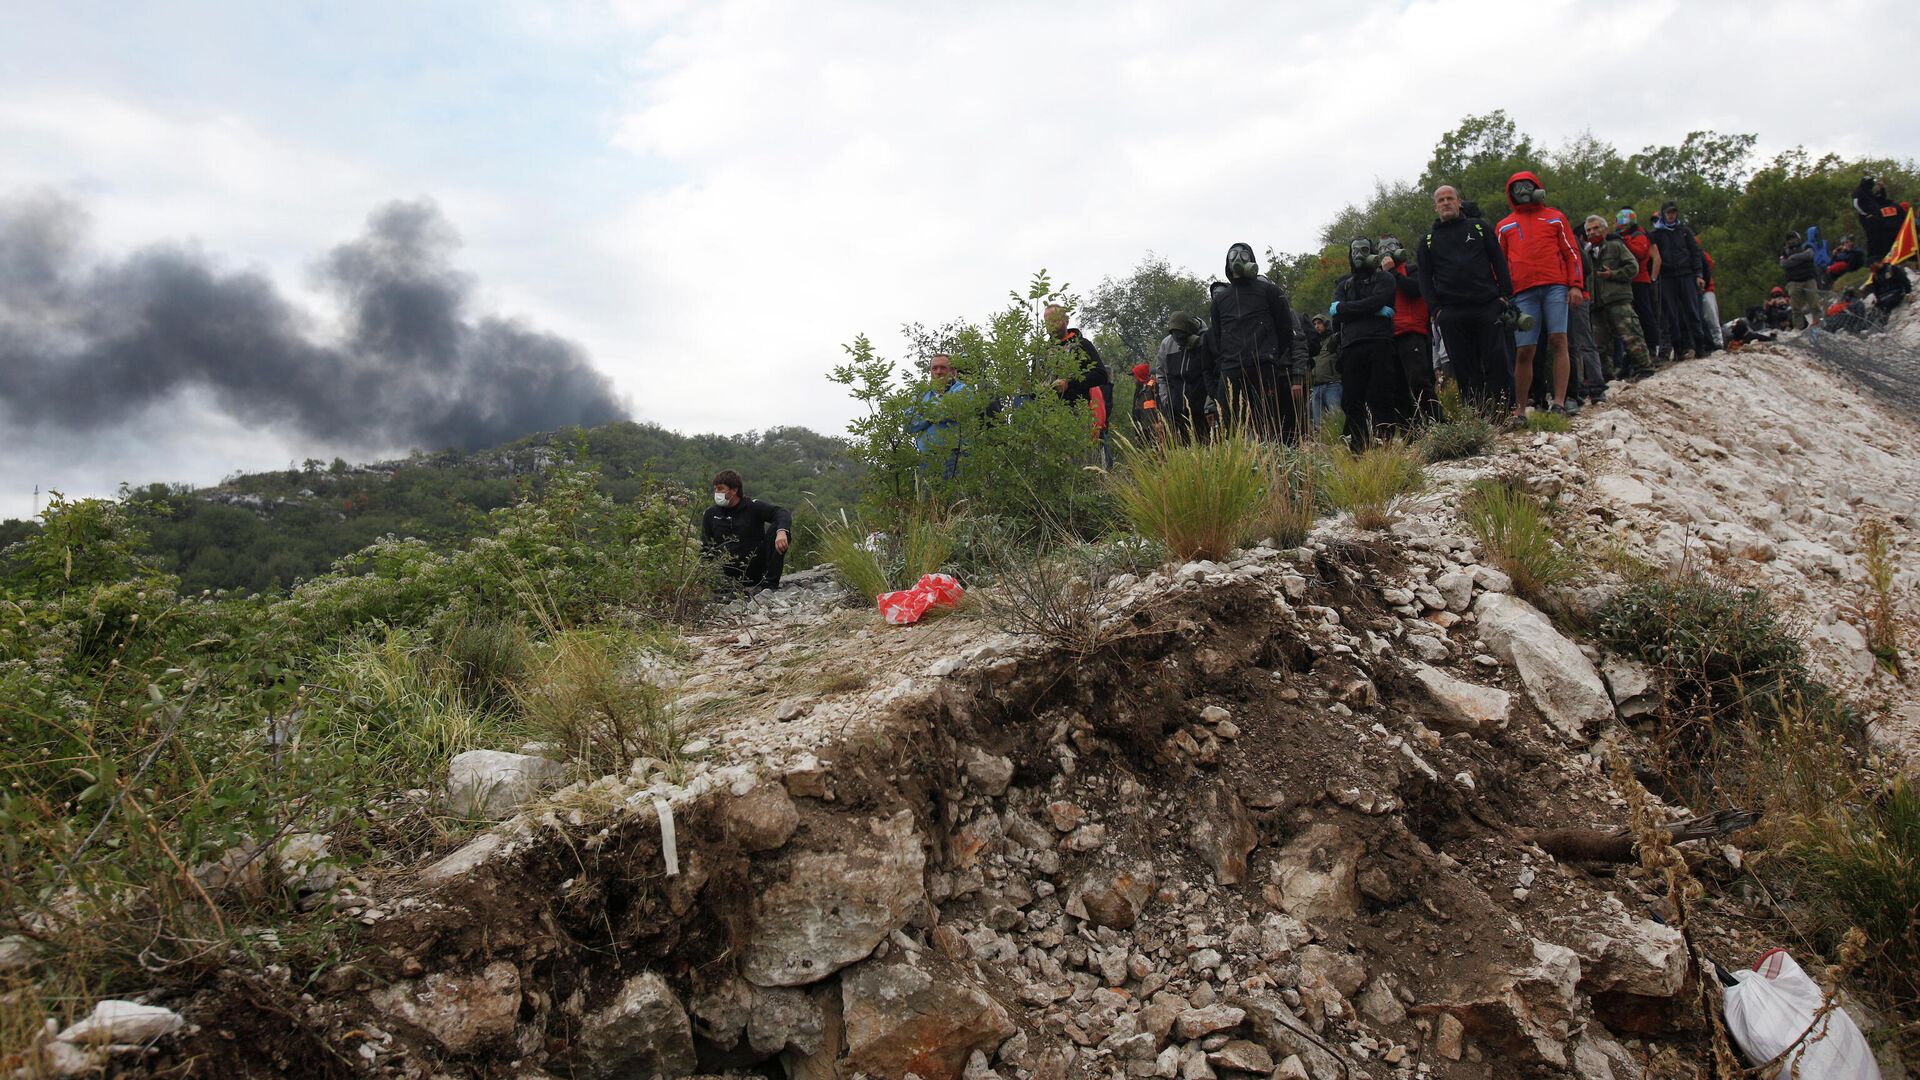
<box><xmin>1503</xmin><ymin>412</ymin><xmax>1528</xmax><ymax>432</ymax></box>
<box><xmin>1562</xmin><ymin>399</ymin><xmax>1582</xmax><ymax>417</ymax></box>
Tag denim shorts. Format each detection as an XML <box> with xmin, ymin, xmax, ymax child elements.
<box><xmin>1511</xmin><ymin>284</ymin><xmax>1569</xmax><ymax>347</ymax></box>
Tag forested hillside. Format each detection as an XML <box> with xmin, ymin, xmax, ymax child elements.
<box><xmin>1</xmin><ymin>422</ymin><xmax>860</xmax><ymax>594</ymax></box>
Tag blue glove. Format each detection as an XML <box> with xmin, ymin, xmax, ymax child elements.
<box><xmin>1327</xmin><ymin>302</ymin><xmax>1341</xmax><ymax>316</ymax></box>
<box><xmin>1377</xmin><ymin>306</ymin><xmax>1394</xmax><ymax>317</ymax></box>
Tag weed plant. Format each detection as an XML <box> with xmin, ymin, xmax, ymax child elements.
<box><xmin>513</xmin><ymin>629</ymin><xmax>683</xmax><ymax>782</ymax></box>
<box><xmin>1324</xmin><ymin>440</ymin><xmax>1424</xmax><ymax>531</ymax></box>
<box><xmin>1460</xmin><ymin>478</ymin><xmax>1578</xmax><ymax>600</ymax></box>
<box><xmin>1110</xmin><ymin>428</ymin><xmax>1268</xmax><ymax>562</ymax></box>
<box><xmin>1856</xmin><ymin>517</ymin><xmax>1905</xmax><ymax>677</ymax></box>
<box><xmin>1421</xmin><ymin>413</ymin><xmax>1497</xmax><ymax>462</ymax></box>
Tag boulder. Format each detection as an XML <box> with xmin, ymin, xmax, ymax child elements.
<box><xmin>742</xmin><ymin>810</ymin><xmax>926</xmax><ymax>986</ymax></box>
<box><xmin>1297</xmin><ymin>945</ymin><xmax>1366</xmax><ymax>998</ymax></box>
<box><xmin>1473</xmin><ymin>594</ymin><xmax>1614</xmax><ymax>738</ymax></box>
<box><xmin>722</xmin><ymin>781</ymin><xmax>800</xmax><ymax>852</ymax></box>
<box><xmin>1434</xmin><ymin>570</ymin><xmax>1476</xmax><ymax>613</ymax></box>
<box><xmin>1206</xmin><ymin>1040</ymin><xmax>1273</xmax><ymax>1073</ymax></box>
<box><xmin>1447</xmin><ymin>939</ymin><xmax>1582</xmax><ymax>1068</ymax></box>
<box><xmin>1410</xmin><ymin>665</ymin><xmax>1511</xmax><ymax>733</ymax></box>
<box><xmin>576</xmin><ymin>971</ymin><xmax>697</xmax><ymax>1079</ymax></box>
<box><xmin>1187</xmin><ymin>782</ymin><xmax>1257</xmax><ymax>885</ymax></box>
<box><xmin>446</xmin><ymin>749</ymin><xmax>567</xmax><ymax>819</ymax></box>
<box><xmin>1174</xmin><ymin>1004</ymin><xmax>1245</xmax><ymax>1040</ymax></box>
<box><xmin>370</xmin><ymin>960</ymin><xmax>520</xmax><ymax>1055</ymax></box>
<box><xmin>1573</xmin><ymin>915</ymin><xmax>1688</xmax><ymax>998</ymax></box>
<box><xmin>1262</xmin><ymin>823</ymin><xmax>1361</xmax><ymax>922</ymax></box>
<box><xmin>1065</xmin><ymin>862</ymin><xmax>1157</xmax><ymax>929</ymax></box>
<box><xmin>841</xmin><ymin>956</ymin><xmax>1016</xmax><ymax>1080</ymax></box>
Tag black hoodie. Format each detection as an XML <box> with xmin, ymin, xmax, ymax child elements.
<box><xmin>1206</xmin><ymin>243</ymin><xmax>1298</xmax><ymax>378</ymax></box>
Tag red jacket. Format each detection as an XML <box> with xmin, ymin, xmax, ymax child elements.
<box><xmin>1391</xmin><ymin>264</ymin><xmax>1429</xmax><ymax>336</ymax></box>
<box><xmin>1619</xmin><ymin>226</ymin><xmax>1655</xmax><ymax>284</ymax></box>
<box><xmin>1496</xmin><ymin>170</ymin><xmax>1585</xmax><ymax>294</ymax></box>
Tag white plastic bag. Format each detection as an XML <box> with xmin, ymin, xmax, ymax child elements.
<box><xmin>1723</xmin><ymin>949</ymin><xmax>1880</xmax><ymax>1079</ymax></box>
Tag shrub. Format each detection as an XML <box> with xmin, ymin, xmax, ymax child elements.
<box><xmin>1595</xmin><ymin>575</ymin><xmax>1809</xmax><ymax>720</ymax></box>
<box><xmin>1789</xmin><ymin>776</ymin><xmax>1920</xmax><ymax>1004</ymax></box>
<box><xmin>514</xmin><ymin>630</ymin><xmax>682</xmax><ymax>781</ymax></box>
<box><xmin>975</xmin><ymin>540</ymin><xmax>1170</xmax><ymax>658</ymax></box>
<box><xmin>818</xmin><ymin>505</ymin><xmax>957</xmax><ymax>601</ymax></box>
<box><xmin>1324</xmin><ymin>440</ymin><xmax>1424</xmax><ymax>531</ymax></box>
<box><xmin>1111</xmin><ymin>428</ymin><xmax>1268</xmax><ymax>562</ymax></box>
<box><xmin>1460</xmin><ymin>478</ymin><xmax>1578</xmax><ymax>599</ymax></box>
<box><xmin>440</xmin><ymin>618</ymin><xmax>534</xmax><ymax>714</ymax></box>
<box><xmin>1421</xmin><ymin>413</ymin><xmax>1497</xmax><ymax>462</ymax></box>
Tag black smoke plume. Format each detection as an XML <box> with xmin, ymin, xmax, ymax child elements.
<box><xmin>0</xmin><ymin>193</ymin><xmax>629</xmax><ymax>451</ymax></box>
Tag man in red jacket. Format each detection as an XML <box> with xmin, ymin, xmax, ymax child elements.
<box><xmin>1380</xmin><ymin>237</ymin><xmax>1440</xmax><ymax>423</ymax></box>
<box><xmin>1496</xmin><ymin>171</ymin><xmax>1585</xmax><ymax>421</ymax></box>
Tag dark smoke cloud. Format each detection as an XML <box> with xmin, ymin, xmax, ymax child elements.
<box><xmin>0</xmin><ymin>193</ymin><xmax>629</xmax><ymax>451</ymax></box>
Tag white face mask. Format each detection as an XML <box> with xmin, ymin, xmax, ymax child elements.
<box><xmin>713</xmin><ymin>490</ymin><xmax>731</xmax><ymax>506</ymax></box>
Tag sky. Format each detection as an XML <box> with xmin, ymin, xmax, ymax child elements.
<box><xmin>2</xmin><ymin>0</ymin><xmax>1917</xmax><ymax>520</ymax></box>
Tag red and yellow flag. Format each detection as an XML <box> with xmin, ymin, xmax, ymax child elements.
<box><xmin>1890</xmin><ymin>202</ymin><xmax>1919</xmax><ymax>266</ymax></box>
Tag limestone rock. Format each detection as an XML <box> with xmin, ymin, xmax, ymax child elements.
<box><xmin>1230</xmin><ymin>993</ymin><xmax>1345</xmax><ymax>1079</ymax></box>
<box><xmin>576</xmin><ymin>971</ymin><xmax>697</xmax><ymax>1079</ymax></box>
<box><xmin>1174</xmin><ymin>1004</ymin><xmax>1245</xmax><ymax>1040</ymax></box>
<box><xmin>1473</xmin><ymin>593</ymin><xmax>1614</xmax><ymax>738</ymax></box>
<box><xmin>446</xmin><ymin>749</ymin><xmax>567</xmax><ymax>819</ymax></box>
<box><xmin>1434</xmin><ymin>570</ymin><xmax>1476</xmax><ymax>612</ymax></box>
<box><xmin>1188</xmin><ymin>782</ymin><xmax>1257</xmax><ymax>885</ymax></box>
<box><xmin>963</xmin><ymin>747</ymin><xmax>1015</xmax><ymax>796</ymax></box>
<box><xmin>1297</xmin><ymin>945</ymin><xmax>1366</xmax><ymax>998</ymax></box>
<box><xmin>1206</xmin><ymin>1039</ymin><xmax>1272</xmax><ymax>1073</ymax></box>
<box><xmin>722</xmin><ymin>781</ymin><xmax>800</xmax><ymax>852</ymax></box>
<box><xmin>1262</xmin><ymin>823</ymin><xmax>1361</xmax><ymax>922</ymax></box>
<box><xmin>742</xmin><ymin>810</ymin><xmax>926</xmax><ymax>986</ymax></box>
<box><xmin>1573</xmin><ymin>915</ymin><xmax>1688</xmax><ymax>998</ymax></box>
<box><xmin>1600</xmin><ymin>656</ymin><xmax>1659</xmax><ymax>720</ymax></box>
<box><xmin>1447</xmin><ymin>939</ymin><xmax>1582</xmax><ymax>1068</ymax></box>
<box><xmin>841</xmin><ymin>956</ymin><xmax>1016</xmax><ymax>1080</ymax></box>
<box><xmin>1065</xmin><ymin>862</ymin><xmax>1157</xmax><ymax>930</ymax></box>
<box><xmin>1411</xmin><ymin>664</ymin><xmax>1511</xmax><ymax>733</ymax></box>
<box><xmin>370</xmin><ymin>960</ymin><xmax>520</xmax><ymax>1055</ymax></box>
<box><xmin>748</xmin><ymin>985</ymin><xmax>827</xmax><ymax>1057</ymax></box>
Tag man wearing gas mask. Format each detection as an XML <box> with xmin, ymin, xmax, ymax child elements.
<box><xmin>1418</xmin><ymin>185</ymin><xmax>1515</xmax><ymax>414</ymax></box>
<box><xmin>1156</xmin><ymin>312</ymin><xmax>1216</xmax><ymax>443</ymax></box>
<box><xmin>1329</xmin><ymin>238</ymin><xmax>1406</xmax><ymax>449</ymax></box>
<box><xmin>1206</xmin><ymin>243</ymin><xmax>1302</xmax><ymax>442</ymax></box>
<box><xmin>1379</xmin><ymin>237</ymin><xmax>1439</xmax><ymax>423</ymax></box>
<box><xmin>1495</xmin><ymin>171</ymin><xmax>1585</xmax><ymax>422</ymax></box>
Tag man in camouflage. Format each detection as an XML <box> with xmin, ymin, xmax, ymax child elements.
<box><xmin>1582</xmin><ymin>215</ymin><xmax>1655</xmax><ymax>380</ymax></box>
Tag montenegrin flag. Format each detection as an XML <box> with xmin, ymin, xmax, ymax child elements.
<box><xmin>1890</xmin><ymin>202</ymin><xmax>1919</xmax><ymax>266</ymax></box>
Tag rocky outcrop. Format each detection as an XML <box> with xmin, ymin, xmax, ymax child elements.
<box><xmin>741</xmin><ymin>810</ymin><xmax>926</xmax><ymax>986</ymax></box>
<box><xmin>1473</xmin><ymin>593</ymin><xmax>1614</xmax><ymax>738</ymax></box>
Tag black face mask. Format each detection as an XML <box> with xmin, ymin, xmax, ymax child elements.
<box><xmin>1227</xmin><ymin>245</ymin><xmax>1258</xmax><ymax>280</ymax></box>
<box><xmin>1349</xmin><ymin>239</ymin><xmax>1376</xmax><ymax>273</ymax></box>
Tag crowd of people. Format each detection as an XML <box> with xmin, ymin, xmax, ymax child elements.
<box><xmin>696</xmin><ymin>173</ymin><xmax>1914</xmax><ymax>593</ymax></box>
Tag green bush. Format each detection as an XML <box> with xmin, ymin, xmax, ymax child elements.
<box><xmin>1324</xmin><ymin>440</ymin><xmax>1425</xmax><ymax>531</ymax></box>
<box><xmin>1595</xmin><ymin>575</ymin><xmax>1809</xmax><ymax>718</ymax></box>
<box><xmin>1460</xmin><ymin>479</ymin><xmax>1577</xmax><ymax>599</ymax></box>
<box><xmin>1422</xmin><ymin>414</ymin><xmax>1497</xmax><ymax>462</ymax></box>
<box><xmin>1111</xmin><ymin>426</ymin><xmax>1268</xmax><ymax>562</ymax></box>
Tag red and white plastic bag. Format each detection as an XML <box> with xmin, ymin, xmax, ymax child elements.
<box><xmin>1723</xmin><ymin>949</ymin><xmax>1880</xmax><ymax>1079</ymax></box>
<box><xmin>875</xmin><ymin>574</ymin><xmax>965</xmax><ymax>625</ymax></box>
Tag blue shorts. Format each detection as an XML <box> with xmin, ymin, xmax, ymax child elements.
<box><xmin>1511</xmin><ymin>284</ymin><xmax>1569</xmax><ymax>347</ymax></box>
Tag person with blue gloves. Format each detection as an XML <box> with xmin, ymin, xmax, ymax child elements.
<box><xmin>1329</xmin><ymin>238</ymin><xmax>1407</xmax><ymax>450</ymax></box>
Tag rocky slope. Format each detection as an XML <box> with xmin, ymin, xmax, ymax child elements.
<box><xmin>48</xmin><ymin>317</ymin><xmax>1919</xmax><ymax>1080</ymax></box>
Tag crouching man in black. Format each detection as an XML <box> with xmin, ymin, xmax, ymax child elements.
<box><xmin>701</xmin><ymin>469</ymin><xmax>791</xmax><ymax>592</ymax></box>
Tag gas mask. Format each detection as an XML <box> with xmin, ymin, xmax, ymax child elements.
<box><xmin>1510</xmin><ymin>179</ymin><xmax>1546</xmax><ymax>205</ymax></box>
<box><xmin>1228</xmin><ymin>245</ymin><xmax>1259</xmax><ymax>280</ymax></box>
<box><xmin>1348</xmin><ymin>239</ymin><xmax>1379</xmax><ymax>273</ymax></box>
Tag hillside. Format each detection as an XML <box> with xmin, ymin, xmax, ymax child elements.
<box><xmin>3</xmin><ymin>421</ymin><xmax>860</xmax><ymax>595</ymax></box>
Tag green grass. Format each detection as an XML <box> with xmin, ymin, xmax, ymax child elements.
<box><xmin>1459</xmin><ymin>478</ymin><xmax>1578</xmax><ymax>600</ymax></box>
<box><xmin>1421</xmin><ymin>413</ymin><xmax>1497</xmax><ymax>462</ymax></box>
<box><xmin>1260</xmin><ymin>445</ymin><xmax>1319</xmax><ymax>549</ymax></box>
<box><xmin>1111</xmin><ymin>428</ymin><xmax>1269</xmax><ymax>562</ymax></box>
<box><xmin>817</xmin><ymin>506</ymin><xmax>956</xmax><ymax>601</ymax></box>
<box><xmin>512</xmin><ymin>628</ymin><xmax>683</xmax><ymax>782</ymax></box>
<box><xmin>1523</xmin><ymin>410</ymin><xmax>1572</xmax><ymax>434</ymax></box>
<box><xmin>1790</xmin><ymin>776</ymin><xmax>1920</xmax><ymax>1005</ymax></box>
<box><xmin>1324</xmin><ymin>440</ymin><xmax>1425</xmax><ymax>531</ymax></box>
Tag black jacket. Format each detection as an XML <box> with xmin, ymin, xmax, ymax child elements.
<box><xmin>1050</xmin><ymin>328</ymin><xmax>1111</xmax><ymax>402</ymax></box>
<box><xmin>1207</xmin><ymin>242</ymin><xmax>1297</xmax><ymax>377</ymax></box>
<box><xmin>702</xmin><ymin>497</ymin><xmax>792</xmax><ymax>564</ymax></box>
<box><xmin>1650</xmin><ymin>218</ymin><xmax>1703</xmax><ymax>277</ymax></box>
<box><xmin>1780</xmin><ymin>245</ymin><xmax>1817</xmax><ymax>282</ymax></box>
<box><xmin>1417</xmin><ymin>215</ymin><xmax>1514</xmax><ymax>311</ymax></box>
<box><xmin>1332</xmin><ymin>268</ymin><xmax>1397</xmax><ymax>346</ymax></box>
<box><xmin>1871</xmin><ymin>265</ymin><xmax>1911</xmax><ymax>308</ymax></box>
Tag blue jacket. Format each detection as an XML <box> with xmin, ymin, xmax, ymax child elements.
<box><xmin>1806</xmin><ymin>226</ymin><xmax>1831</xmax><ymax>273</ymax></box>
<box><xmin>908</xmin><ymin>381</ymin><xmax>968</xmax><ymax>455</ymax></box>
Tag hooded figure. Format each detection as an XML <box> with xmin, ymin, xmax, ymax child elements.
<box><xmin>1805</xmin><ymin>225</ymin><xmax>1832</xmax><ymax>277</ymax></box>
<box><xmin>1206</xmin><ymin>242</ymin><xmax>1300</xmax><ymax>440</ymax></box>
<box><xmin>1855</xmin><ymin>177</ymin><xmax>1901</xmax><ymax>261</ymax></box>
<box><xmin>1329</xmin><ymin>237</ymin><xmax>1406</xmax><ymax>447</ymax></box>
<box><xmin>1156</xmin><ymin>312</ymin><xmax>1215</xmax><ymax>442</ymax></box>
<box><xmin>1779</xmin><ymin>233</ymin><xmax>1821</xmax><ymax>330</ymax></box>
